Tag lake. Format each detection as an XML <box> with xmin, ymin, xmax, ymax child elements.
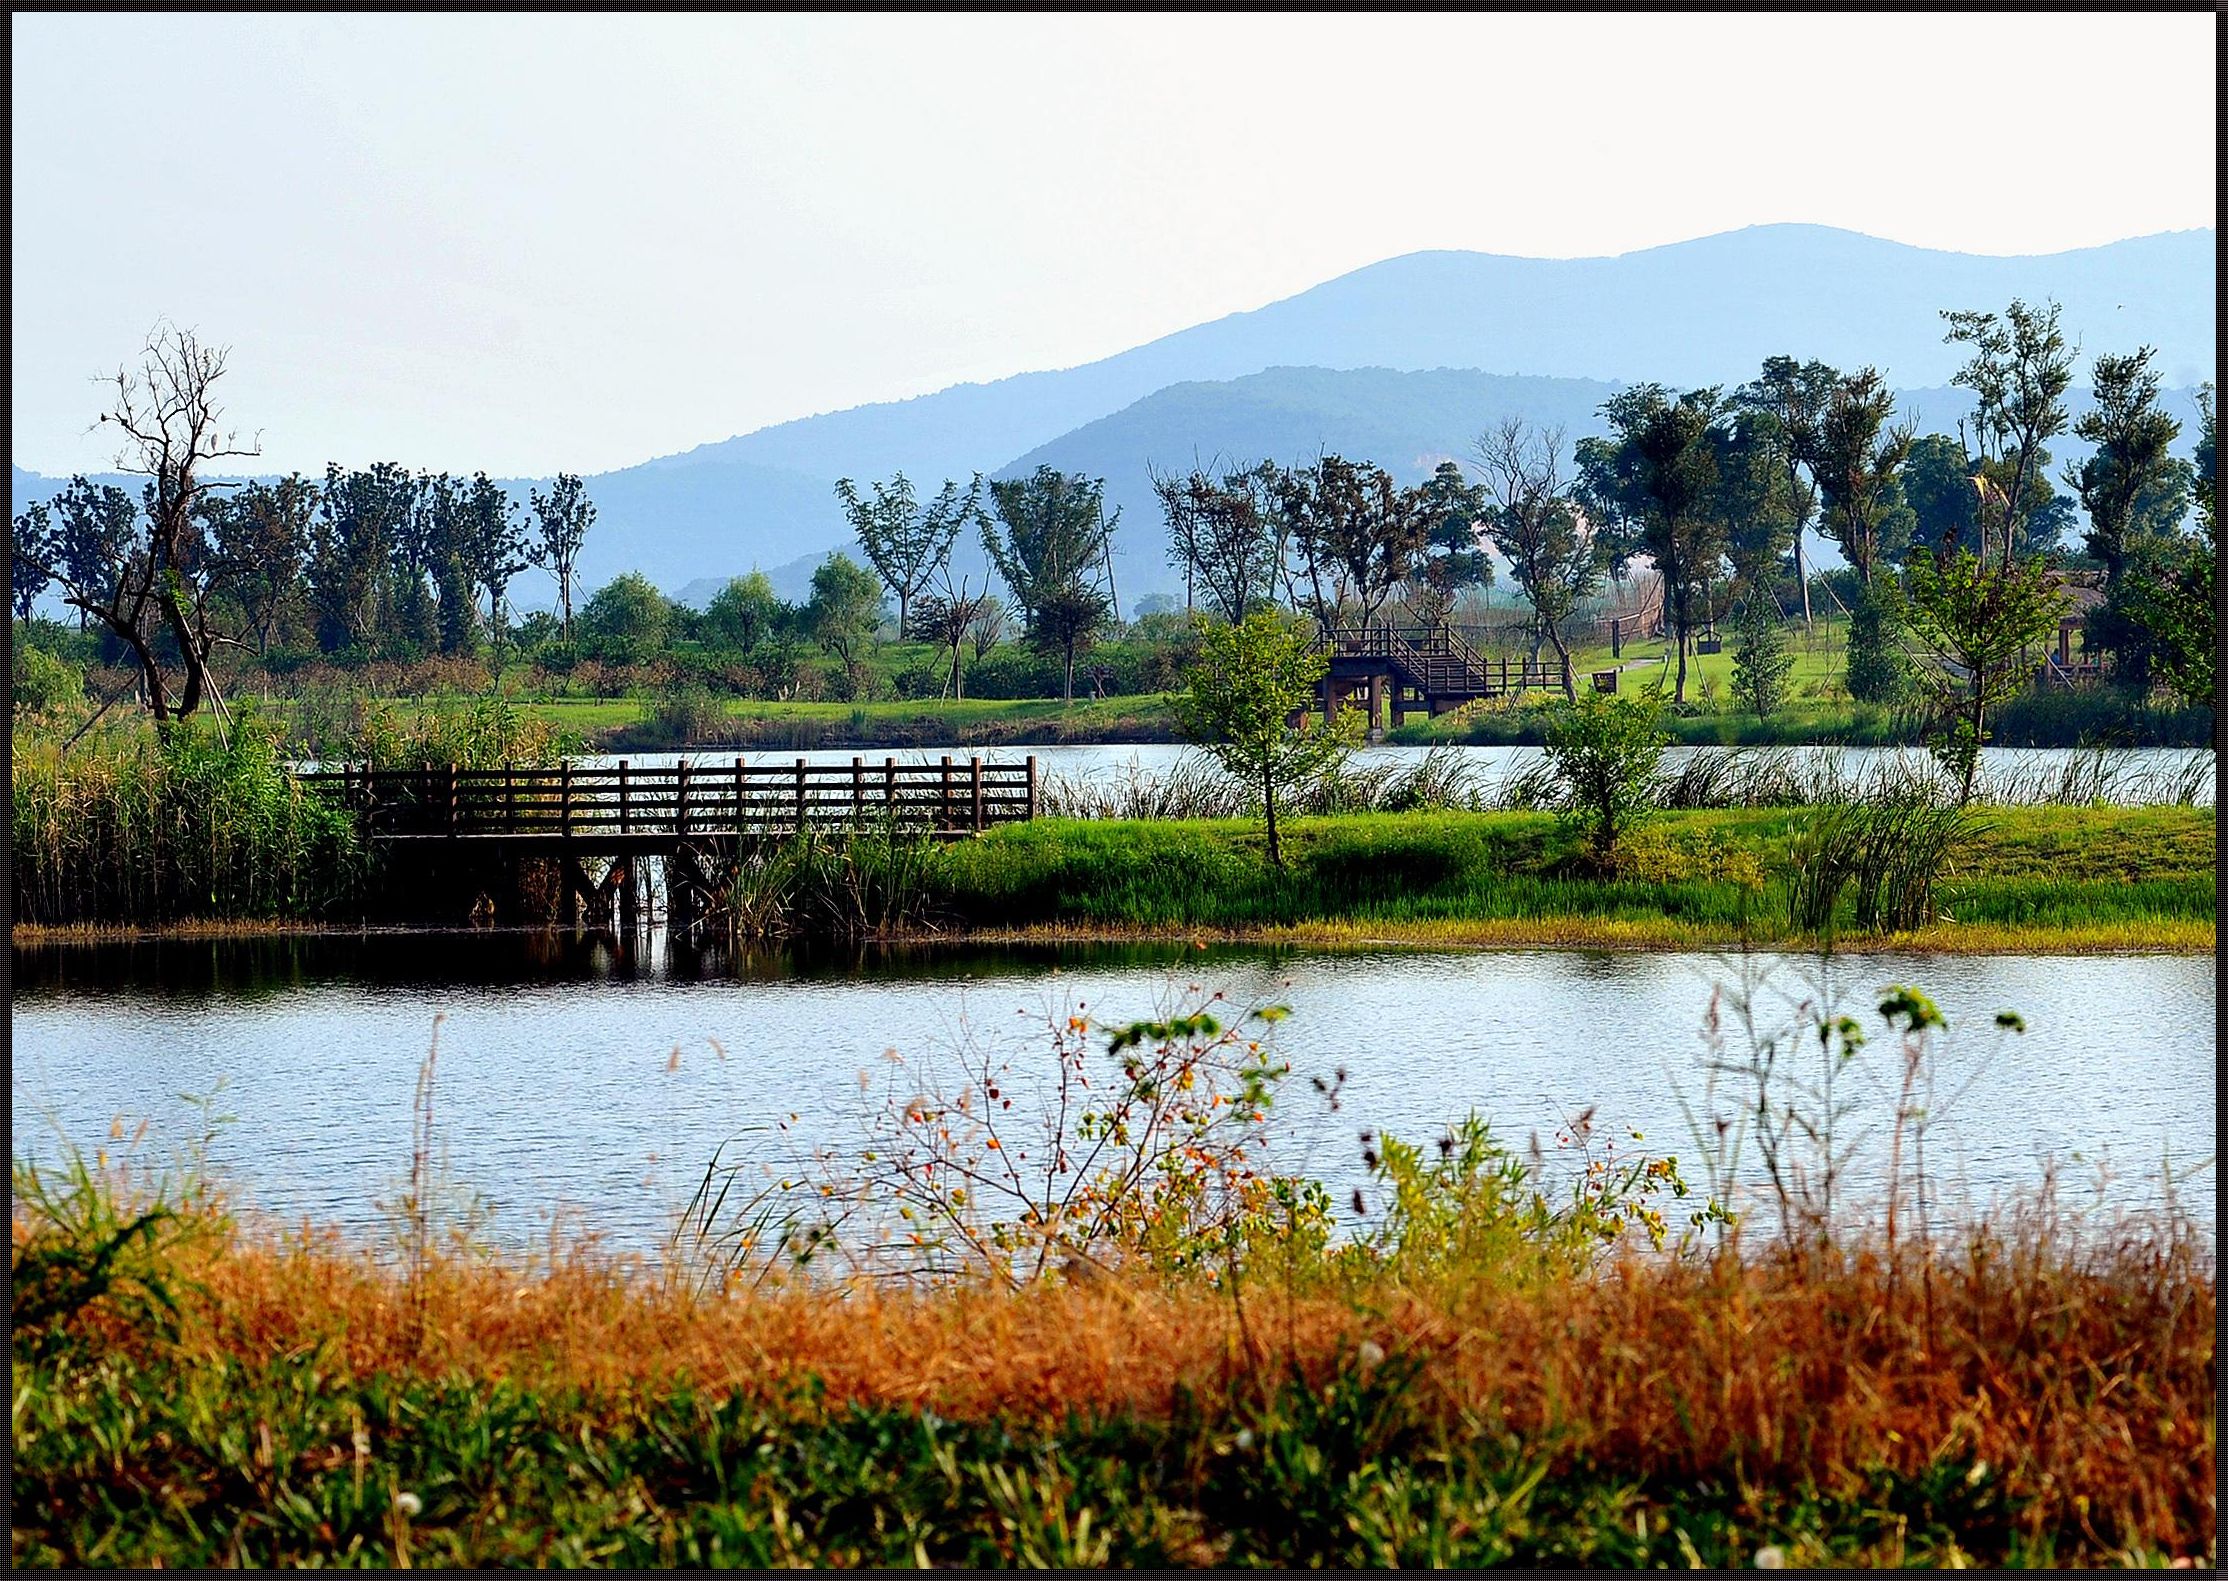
<box><xmin>581</xmin><ymin>744</ymin><xmax>2216</xmax><ymax>808</ymax></box>
<box><xmin>12</xmin><ymin>930</ymin><xmax>2214</xmax><ymax>1251</ymax></box>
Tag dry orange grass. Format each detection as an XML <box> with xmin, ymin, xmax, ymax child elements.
<box><xmin>144</xmin><ymin>1206</ymin><xmax>2214</xmax><ymax>1557</ymax></box>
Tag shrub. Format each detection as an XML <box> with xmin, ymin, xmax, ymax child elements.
<box><xmin>1542</xmin><ymin>692</ymin><xmax>1668</xmax><ymax>871</ymax></box>
<box><xmin>12</xmin><ymin>643</ymin><xmax>84</xmax><ymax>716</ymax></box>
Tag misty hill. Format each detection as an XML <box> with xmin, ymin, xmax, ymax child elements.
<box><xmin>649</xmin><ymin>225</ymin><xmax>2216</xmax><ymax>491</ymax></box>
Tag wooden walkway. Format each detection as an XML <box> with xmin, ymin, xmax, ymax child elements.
<box><xmin>300</xmin><ymin>755</ymin><xmax>1040</xmax><ymax>848</ymax></box>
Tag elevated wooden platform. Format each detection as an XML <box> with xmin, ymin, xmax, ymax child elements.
<box><xmin>1308</xmin><ymin>622</ymin><xmax>1570</xmax><ymax>731</ymax></box>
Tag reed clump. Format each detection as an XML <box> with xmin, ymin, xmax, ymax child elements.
<box><xmin>10</xmin><ymin>713</ymin><xmax>366</xmax><ymax>927</ymax></box>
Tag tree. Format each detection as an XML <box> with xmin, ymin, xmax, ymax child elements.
<box><xmin>458</xmin><ymin>472</ymin><xmax>528</xmax><ymax>656</ymax></box>
<box><xmin>1474</xmin><ymin>418</ymin><xmax>1598</xmax><ymax>701</ymax></box>
<box><xmin>1902</xmin><ymin>431</ymin><xmax>2068</xmax><ymax>563</ymax></box>
<box><xmin>1576</xmin><ymin>386</ymin><xmax>1728</xmax><ymax>705</ymax></box>
<box><xmin>207</xmin><ymin>473</ymin><xmax>316</xmax><ymax>655</ymax></box>
<box><xmin>703</xmin><ymin>570</ymin><xmax>784</xmax><ymax>654</ymax></box>
<box><xmin>834</xmin><ymin>472</ymin><xmax>973</xmax><ymax>638</ymax></box>
<box><xmin>2122</xmin><ymin>384</ymin><xmax>2215</xmax><ymax>716</ymax></box>
<box><xmin>1736</xmin><ymin>356</ymin><xmax>1837</xmax><ymax>626</ymax></box>
<box><xmin>912</xmin><ymin>571</ymin><xmax>998</xmax><ymax>701</ymax></box>
<box><xmin>1900</xmin><ymin>547</ymin><xmax>2067</xmax><ymax>802</ymax></box>
<box><xmin>528</xmin><ymin>473</ymin><xmax>596</xmax><ymax>639</ymax></box>
<box><xmin>1542</xmin><ymin>692</ymin><xmax>1667</xmax><ymax>873</ymax></box>
<box><xmin>10</xmin><ymin>502</ymin><xmax>52</xmax><ymax>620</ymax></box>
<box><xmin>1711</xmin><ymin>409</ymin><xmax>1803</xmax><ymax>590</ymax></box>
<box><xmin>579</xmin><ymin>571</ymin><xmax>671</xmax><ymax>665</ymax></box>
<box><xmin>1170</xmin><ymin>612</ymin><xmax>1357</xmax><ymax>867</ymax></box>
<box><xmin>1151</xmin><ymin>458</ymin><xmax>1282</xmax><ymax>624</ymax></box>
<box><xmin>18</xmin><ymin>327</ymin><xmax>264</xmax><ymax>724</ymax></box>
<box><xmin>1730</xmin><ymin>582</ymin><xmax>1793</xmax><ymax>720</ymax></box>
<box><xmin>966</xmin><ymin>593</ymin><xmax>1006</xmax><ymax>661</ymax></box>
<box><xmin>981</xmin><ymin>466</ymin><xmax>1118</xmax><ymax>704</ymax></box>
<box><xmin>805</xmin><ymin>551</ymin><xmax>885</xmax><ymax>693</ymax></box>
<box><xmin>1941</xmin><ymin>298</ymin><xmax>2074</xmax><ymax>571</ymax></box>
<box><xmin>2067</xmin><ymin>346</ymin><xmax>2183</xmax><ymax>590</ymax></box>
<box><xmin>310</xmin><ymin>462</ymin><xmax>418</xmax><ymax>653</ymax></box>
<box><xmin>15</xmin><ymin>477</ymin><xmax>140</xmax><ymax>634</ymax></box>
<box><xmin>1406</xmin><ymin>461</ymin><xmax>1494</xmax><ymax>626</ymax></box>
<box><xmin>1811</xmin><ymin>368</ymin><xmax>1915</xmax><ymax>588</ymax></box>
<box><xmin>1276</xmin><ymin>454</ymin><xmax>1432</xmax><ymax>630</ymax></box>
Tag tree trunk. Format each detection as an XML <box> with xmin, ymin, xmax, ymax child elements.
<box><xmin>1062</xmin><ymin>646</ymin><xmax>1075</xmax><ymax>705</ymax></box>
<box><xmin>1262</xmin><ymin>761</ymin><xmax>1281</xmax><ymax>868</ymax></box>
<box><xmin>1794</xmin><ymin>531</ymin><xmax>1813</xmax><ymax>628</ymax></box>
<box><xmin>1547</xmin><ymin>625</ymin><xmax>1577</xmax><ymax>702</ymax></box>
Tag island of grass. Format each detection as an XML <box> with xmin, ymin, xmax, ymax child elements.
<box><xmin>927</xmin><ymin>806</ymin><xmax>2215</xmax><ymax>955</ymax></box>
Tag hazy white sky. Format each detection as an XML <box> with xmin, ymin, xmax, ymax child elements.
<box><xmin>12</xmin><ymin>12</ymin><xmax>2217</xmax><ymax>477</ymax></box>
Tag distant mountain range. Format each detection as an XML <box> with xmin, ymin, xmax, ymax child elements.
<box><xmin>14</xmin><ymin>223</ymin><xmax>2214</xmax><ymax>605</ymax></box>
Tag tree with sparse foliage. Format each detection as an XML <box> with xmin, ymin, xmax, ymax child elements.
<box><xmin>17</xmin><ymin>327</ymin><xmax>264</xmax><ymax>723</ymax></box>
<box><xmin>1899</xmin><ymin>547</ymin><xmax>2068</xmax><ymax>803</ymax></box>
<box><xmin>912</xmin><ymin>571</ymin><xmax>999</xmax><ymax>701</ymax></box>
<box><xmin>1941</xmin><ymin>298</ymin><xmax>2075</xmax><ymax>572</ymax></box>
<box><xmin>1474</xmin><ymin>417</ymin><xmax>1596</xmax><ymax>701</ymax></box>
<box><xmin>834</xmin><ymin>472</ymin><xmax>974</xmax><ymax>638</ymax></box>
<box><xmin>981</xmin><ymin>466</ymin><xmax>1118</xmax><ymax>704</ymax></box>
<box><xmin>1171</xmin><ymin>612</ymin><xmax>1358</xmax><ymax>867</ymax></box>
<box><xmin>528</xmin><ymin>473</ymin><xmax>596</xmax><ymax>639</ymax></box>
<box><xmin>1151</xmin><ymin>458</ymin><xmax>1283</xmax><ymax>624</ymax></box>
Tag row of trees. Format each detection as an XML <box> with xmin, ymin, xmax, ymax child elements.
<box><xmin>10</xmin><ymin>327</ymin><xmax>602</xmax><ymax>723</ymax></box>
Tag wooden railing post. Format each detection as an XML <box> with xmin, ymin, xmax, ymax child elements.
<box><xmin>939</xmin><ymin>754</ymin><xmax>953</xmax><ymax>834</ymax></box>
<box><xmin>971</xmin><ymin>756</ymin><xmax>984</xmax><ymax>833</ymax></box>
<box><xmin>618</xmin><ymin>759</ymin><xmax>630</xmax><ymax>834</ymax></box>
<box><xmin>852</xmin><ymin>755</ymin><xmax>864</xmax><ymax>826</ymax></box>
<box><xmin>561</xmin><ymin>761</ymin><xmax>573</xmax><ymax>841</ymax></box>
<box><xmin>677</xmin><ymin>760</ymin><xmax>690</xmax><ymax>839</ymax></box>
<box><xmin>447</xmin><ymin>762</ymin><xmax>459</xmax><ymax>837</ymax></box>
<box><xmin>1026</xmin><ymin>755</ymin><xmax>1038</xmax><ymax>821</ymax></box>
<box><xmin>505</xmin><ymin>763</ymin><xmax>516</xmax><ymax>831</ymax></box>
<box><xmin>795</xmin><ymin>757</ymin><xmax>807</xmax><ymax>834</ymax></box>
<box><xmin>735</xmin><ymin>755</ymin><xmax>746</xmax><ymax>832</ymax></box>
<box><xmin>884</xmin><ymin>756</ymin><xmax>897</xmax><ymax>824</ymax></box>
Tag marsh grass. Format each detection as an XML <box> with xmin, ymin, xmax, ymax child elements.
<box><xmin>10</xmin><ymin>713</ymin><xmax>367</xmax><ymax>927</ymax></box>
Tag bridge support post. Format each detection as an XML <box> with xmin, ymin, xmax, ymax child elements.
<box><xmin>618</xmin><ymin>857</ymin><xmax>639</xmax><ymax>936</ymax></box>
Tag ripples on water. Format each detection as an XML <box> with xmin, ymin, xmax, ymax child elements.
<box><xmin>13</xmin><ymin>931</ymin><xmax>2215</xmax><ymax>1249</ymax></box>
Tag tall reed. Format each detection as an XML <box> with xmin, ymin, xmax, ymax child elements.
<box><xmin>11</xmin><ymin>713</ymin><xmax>366</xmax><ymax>926</ymax></box>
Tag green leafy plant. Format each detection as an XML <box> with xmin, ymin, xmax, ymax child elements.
<box><xmin>1541</xmin><ymin>690</ymin><xmax>1668</xmax><ymax>871</ymax></box>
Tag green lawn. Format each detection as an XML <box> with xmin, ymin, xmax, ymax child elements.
<box><xmin>928</xmin><ymin>806</ymin><xmax>2214</xmax><ymax>952</ymax></box>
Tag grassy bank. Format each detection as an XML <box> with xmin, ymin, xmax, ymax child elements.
<box><xmin>12</xmin><ymin>971</ymin><xmax>2216</xmax><ymax>1568</ymax></box>
<box><xmin>496</xmin><ymin>694</ymin><xmax>1181</xmax><ymax>751</ymax></box>
<box><xmin>929</xmin><ymin>807</ymin><xmax>2214</xmax><ymax>953</ymax></box>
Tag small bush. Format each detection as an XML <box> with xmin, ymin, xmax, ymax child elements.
<box><xmin>12</xmin><ymin>643</ymin><xmax>85</xmax><ymax>716</ymax></box>
<box><xmin>1542</xmin><ymin>692</ymin><xmax>1669</xmax><ymax>871</ymax></box>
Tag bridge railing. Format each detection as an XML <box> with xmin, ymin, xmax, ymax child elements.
<box><xmin>299</xmin><ymin>756</ymin><xmax>1038</xmax><ymax>839</ymax></box>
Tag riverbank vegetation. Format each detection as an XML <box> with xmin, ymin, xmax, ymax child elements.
<box><xmin>11</xmin><ymin>977</ymin><xmax>2215</xmax><ymax>1566</ymax></box>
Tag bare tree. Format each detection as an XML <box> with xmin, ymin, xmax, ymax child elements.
<box><xmin>20</xmin><ymin>324</ymin><xmax>262</xmax><ymax>724</ymax></box>
<box><xmin>913</xmin><ymin>568</ymin><xmax>999</xmax><ymax>700</ymax></box>
<box><xmin>1473</xmin><ymin>418</ymin><xmax>1600</xmax><ymax>701</ymax></box>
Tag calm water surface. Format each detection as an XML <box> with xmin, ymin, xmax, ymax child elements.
<box><xmin>603</xmin><ymin>744</ymin><xmax>2214</xmax><ymax>806</ymax></box>
<box><xmin>13</xmin><ymin>933</ymin><xmax>2214</xmax><ymax>1248</ymax></box>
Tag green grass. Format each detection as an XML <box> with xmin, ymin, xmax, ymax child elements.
<box><xmin>11</xmin><ymin>1346</ymin><xmax>2103</xmax><ymax>1568</ymax></box>
<box><xmin>479</xmin><ymin>693</ymin><xmax>1182</xmax><ymax>750</ymax></box>
<box><xmin>930</xmin><ymin>807</ymin><xmax>2214</xmax><ymax>951</ymax></box>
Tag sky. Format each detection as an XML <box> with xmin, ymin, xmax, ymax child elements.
<box><xmin>12</xmin><ymin>11</ymin><xmax>2218</xmax><ymax>479</ymax></box>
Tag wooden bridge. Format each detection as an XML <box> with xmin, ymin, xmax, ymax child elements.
<box><xmin>1309</xmin><ymin>622</ymin><xmax>1571</xmax><ymax>733</ymax></box>
<box><xmin>299</xmin><ymin>756</ymin><xmax>1039</xmax><ymax>932</ymax></box>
